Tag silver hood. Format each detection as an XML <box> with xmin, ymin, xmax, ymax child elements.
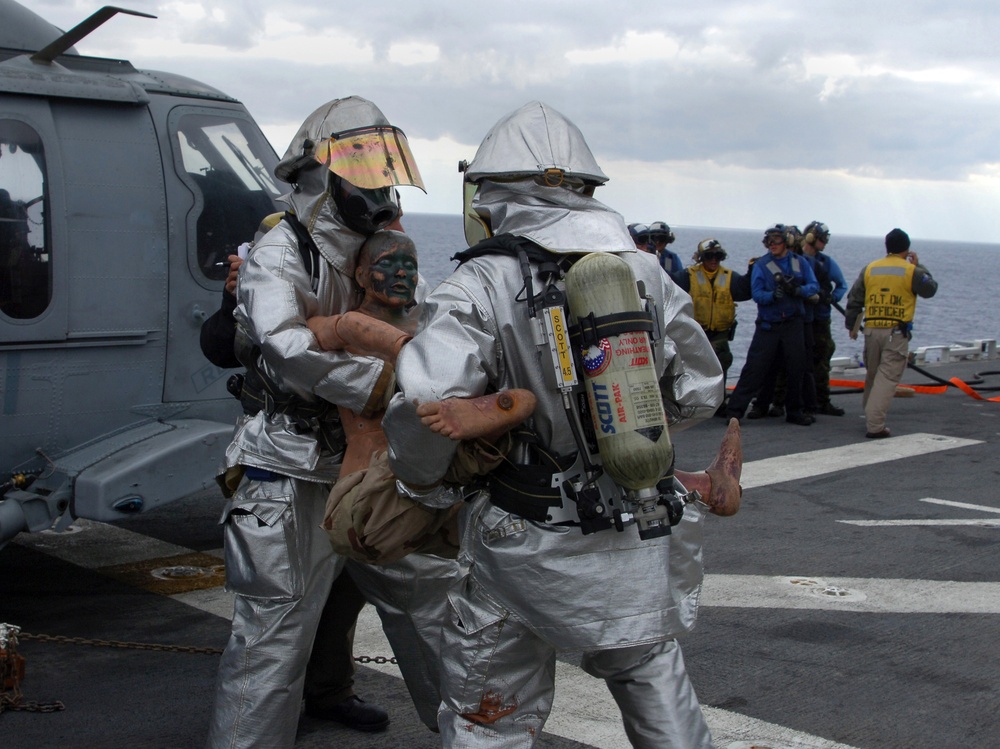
<box><xmin>273</xmin><ymin>97</ymin><xmax>396</xmax><ymax>278</ymax></box>
<box><xmin>464</xmin><ymin>100</ymin><xmax>632</xmax><ymax>253</ymax></box>
<box><xmin>472</xmin><ymin>179</ymin><xmax>635</xmax><ymax>254</ymax></box>
<box><xmin>464</xmin><ymin>101</ymin><xmax>608</xmax><ymax>184</ymax></box>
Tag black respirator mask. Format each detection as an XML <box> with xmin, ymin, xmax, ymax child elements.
<box><xmin>331</xmin><ymin>173</ymin><xmax>401</xmax><ymax>235</ymax></box>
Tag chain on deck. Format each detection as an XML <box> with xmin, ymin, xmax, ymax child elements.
<box><xmin>1</xmin><ymin>624</ymin><xmax>396</xmax><ymax>714</ymax></box>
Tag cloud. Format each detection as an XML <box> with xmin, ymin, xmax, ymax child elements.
<box><xmin>18</xmin><ymin>0</ymin><xmax>1000</xmax><ymax>241</ymax></box>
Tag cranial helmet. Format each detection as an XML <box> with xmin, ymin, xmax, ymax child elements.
<box><xmin>786</xmin><ymin>225</ymin><xmax>803</xmax><ymax>249</ymax></box>
<box><xmin>274</xmin><ymin>96</ymin><xmax>425</xmax><ymax>235</ymax></box>
<box><xmin>463</xmin><ymin>101</ymin><xmax>609</xmax><ymax>186</ymax></box>
<box><xmin>628</xmin><ymin>223</ymin><xmax>650</xmax><ymax>242</ymax></box>
<box><xmin>696</xmin><ymin>238</ymin><xmax>727</xmax><ymax>261</ymax></box>
<box><xmin>804</xmin><ymin>221</ymin><xmax>830</xmax><ymax>245</ymax></box>
<box><xmin>762</xmin><ymin>224</ymin><xmax>793</xmax><ymax>248</ymax></box>
<box><xmin>647</xmin><ymin>221</ymin><xmax>675</xmax><ymax>245</ymax></box>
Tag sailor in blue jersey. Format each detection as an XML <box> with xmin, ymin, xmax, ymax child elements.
<box><xmin>725</xmin><ymin>224</ymin><xmax>820</xmax><ymax>426</ymax></box>
<box><xmin>751</xmin><ymin>240</ymin><xmax>822</xmax><ymax>418</ymax></box>
<box><xmin>649</xmin><ymin>220</ymin><xmax>683</xmax><ymax>274</ymax></box>
<box><xmin>801</xmin><ymin>221</ymin><xmax>848</xmax><ymax>415</ymax></box>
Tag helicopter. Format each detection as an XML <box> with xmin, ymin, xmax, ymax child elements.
<box><xmin>0</xmin><ymin>0</ymin><xmax>283</xmax><ymax>547</ymax></box>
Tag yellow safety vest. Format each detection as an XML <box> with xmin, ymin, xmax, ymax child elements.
<box><xmin>863</xmin><ymin>255</ymin><xmax>917</xmax><ymax>328</ymax></box>
<box><xmin>688</xmin><ymin>265</ymin><xmax>736</xmax><ymax>332</ymax></box>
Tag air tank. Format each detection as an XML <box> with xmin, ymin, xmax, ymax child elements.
<box><xmin>564</xmin><ymin>252</ymin><xmax>673</xmax><ymax>490</ymax></box>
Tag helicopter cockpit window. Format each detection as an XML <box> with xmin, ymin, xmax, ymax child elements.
<box><xmin>0</xmin><ymin>120</ymin><xmax>49</xmax><ymax>320</ymax></box>
<box><xmin>173</xmin><ymin>114</ymin><xmax>281</xmax><ymax>281</ymax></box>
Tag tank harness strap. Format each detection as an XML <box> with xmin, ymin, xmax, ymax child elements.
<box><xmin>486</xmin><ymin>429</ymin><xmax>578</xmax><ymax>523</ymax></box>
<box><xmin>568</xmin><ymin>310</ymin><xmax>654</xmax><ymax>349</ymax></box>
<box><xmin>281</xmin><ymin>210</ymin><xmax>321</xmax><ymax>291</ymax></box>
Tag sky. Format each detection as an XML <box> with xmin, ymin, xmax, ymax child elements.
<box><xmin>14</xmin><ymin>0</ymin><xmax>1000</xmax><ymax>243</ymax></box>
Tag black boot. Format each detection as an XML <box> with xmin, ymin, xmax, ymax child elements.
<box><xmin>305</xmin><ymin>696</ymin><xmax>390</xmax><ymax>732</ymax></box>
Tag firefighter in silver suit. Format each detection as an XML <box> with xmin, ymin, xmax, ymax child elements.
<box><xmin>205</xmin><ymin>97</ymin><xmax>459</xmax><ymax>749</ymax></box>
<box><xmin>383</xmin><ymin>101</ymin><xmax>723</xmax><ymax>748</ymax></box>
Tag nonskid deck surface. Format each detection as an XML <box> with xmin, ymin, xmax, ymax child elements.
<box><xmin>3</xmin><ymin>359</ymin><xmax>998</xmax><ymax>749</ymax></box>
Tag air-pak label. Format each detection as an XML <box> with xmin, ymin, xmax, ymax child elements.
<box><xmin>584</xmin><ymin>332</ymin><xmax>663</xmax><ymax>438</ymax></box>
<box><xmin>543</xmin><ymin>306</ymin><xmax>578</xmax><ymax>387</ymax></box>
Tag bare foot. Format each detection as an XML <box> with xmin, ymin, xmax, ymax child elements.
<box><xmin>704</xmin><ymin>417</ymin><xmax>742</xmax><ymax>515</ymax></box>
<box><xmin>417</xmin><ymin>389</ymin><xmax>537</xmax><ymax>442</ymax></box>
<box><xmin>675</xmin><ymin>417</ymin><xmax>742</xmax><ymax>516</ymax></box>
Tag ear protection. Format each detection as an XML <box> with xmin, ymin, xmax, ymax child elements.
<box><xmin>804</xmin><ymin>221</ymin><xmax>829</xmax><ymax>245</ymax></box>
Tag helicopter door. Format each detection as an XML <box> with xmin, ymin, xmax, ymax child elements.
<box><xmin>161</xmin><ymin>105</ymin><xmax>281</xmax><ymax>403</ymax></box>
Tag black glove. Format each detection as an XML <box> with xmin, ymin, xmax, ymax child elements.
<box><xmin>819</xmin><ymin>289</ymin><xmax>833</xmax><ymax>305</ymax></box>
<box><xmin>789</xmin><ymin>284</ymin><xmax>802</xmax><ymax>298</ymax></box>
<box><xmin>773</xmin><ymin>284</ymin><xmax>785</xmax><ymax>300</ymax></box>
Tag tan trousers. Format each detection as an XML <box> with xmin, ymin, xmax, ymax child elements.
<box><xmin>862</xmin><ymin>327</ymin><xmax>909</xmax><ymax>433</ymax></box>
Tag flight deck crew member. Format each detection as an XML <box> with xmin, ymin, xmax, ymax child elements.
<box><xmin>670</xmin><ymin>238</ymin><xmax>751</xmax><ymax>414</ymax></box>
<box><xmin>844</xmin><ymin>228</ymin><xmax>937</xmax><ymax>438</ymax></box>
<box><xmin>383</xmin><ymin>101</ymin><xmax>723</xmax><ymax>749</ymax></box>
<box><xmin>205</xmin><ymin>96</ymin><xmax>459</xmax><ymax>749</ymax></box>
<box><xmin>649</xmin><ymin>219</ymin><xmax>683</xmax><ymax>274</ymax></box>
<box><xmin>199</xmin><ymin>230</ymin><xmax>389</xmax><ymax>734</ymax></box>
<box><xmin>801</xmin><ymin>221</ymin><xmax>848</xmax><ymax>415</ymax></box>
<box><xmin>725</xmin><ymin>224</ymin><xmax>820</xmax><ymax>426</ymax></box>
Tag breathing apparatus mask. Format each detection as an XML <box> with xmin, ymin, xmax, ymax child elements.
<box><xmin>312</xmin><ymin>124</ymin><xmax>424</xmax><ymax>235</ymax></box>
<box><xmin>331</xmin><ymin>174</ymin><xmax>400</xmax><ymax>235</ymax></box>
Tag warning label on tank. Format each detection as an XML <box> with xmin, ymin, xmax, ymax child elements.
<box><xmin>626</xmin><ymin>372</ymin><xmax>665</xmax><ymax>428</ymax></box>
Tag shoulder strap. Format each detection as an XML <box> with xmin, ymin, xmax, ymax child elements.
<box><xmin>282</xmin><ymin>211</ymin><xmax>321</xmax><ymax>291</ymax></box>
<box><xmin>453</xmin><ymin>233</ymin><xmax>579</xmax><ymax>274</ymax></box>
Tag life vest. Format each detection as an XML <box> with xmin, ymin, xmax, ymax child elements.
<box><xmin>863</xmin><ymin>255</ymin><xmax>917</xmax><ymax>328</ymax></box>
<box><xmin>687</xmin><ymin>265</ymin><xmax>736</xmax><ymax>332</ymax></box>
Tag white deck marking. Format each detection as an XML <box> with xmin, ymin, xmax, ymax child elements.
<box><xmin>840</xmin><ymin>519</ymin><xmax>1000</xmax><ymax>526</ymax></box>
<box><xmin>741</xmin><ymin>432</ymin><xmax>982</xmax><ymax>489</ymax></box>
<box><xmin>702</xmin><ymin>575</ymin><xmax>1000</xmax><ymax>614</ymax></box>
<box><xmin>839</xmin><ymin>496</ymin><xmax>1000</xmax><ymax>528</ymax></box>
<box><xmin>920</xmin><ymin>497</ymin><xmax>1000</xmax><ymax>514</ymax></box>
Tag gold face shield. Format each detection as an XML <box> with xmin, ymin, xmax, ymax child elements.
<box><xmin>314</xmin><ymin>126</ymin><xmax>426</xmax><ymax>191</ymax></box>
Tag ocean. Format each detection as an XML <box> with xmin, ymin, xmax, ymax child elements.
<box><xmin>403</xmin><ymin>213</ymin><xmax>999</xmax><ymax>377</ymax></box>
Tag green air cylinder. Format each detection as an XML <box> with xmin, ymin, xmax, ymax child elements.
<box><xmin>564</xmin><ymin>252</ymin><xmax>673</xmax><ymax>490</ymax></box>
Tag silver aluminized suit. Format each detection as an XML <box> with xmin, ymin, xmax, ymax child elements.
<box><xmin>205</xmin><ymin>97</ymin><xmax>457</xmax><ymax>749</ymax></box>
<box><xmin>383</xmin><ymin>102</ymin><xmax>723</xmax><ymax>748</ymax></box>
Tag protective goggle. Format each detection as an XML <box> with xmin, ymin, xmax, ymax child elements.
<box><xmin>314</xmin><ymin>126</ymin><xmax>426</xmax><ymax>191</ymax></box>
<box><xmin>764</xmin><ymin>234</ymin><xmax>786</xmax><ymax>246</ymax></box>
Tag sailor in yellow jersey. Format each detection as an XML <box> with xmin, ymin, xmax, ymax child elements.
<box><xmin>670</xmin><ymin>238</ymin><xmax>751</xmax><ymax>414</ymax></box>
<box><xmin>844</xmin><ymin>228</ymin><xmax>937</xmax><ymax>438</ymax></box>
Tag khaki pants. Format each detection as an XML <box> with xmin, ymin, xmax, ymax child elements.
<box><xmin>862</xmin><ymin>327</ymin><xmax>909</xmax><ymax>433</ymax></box>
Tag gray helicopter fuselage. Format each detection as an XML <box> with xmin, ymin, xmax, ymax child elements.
<box><xmin>0</xmin><ymin>1</ymin><xmax>282</xmax><ymax>545</ymax></box>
